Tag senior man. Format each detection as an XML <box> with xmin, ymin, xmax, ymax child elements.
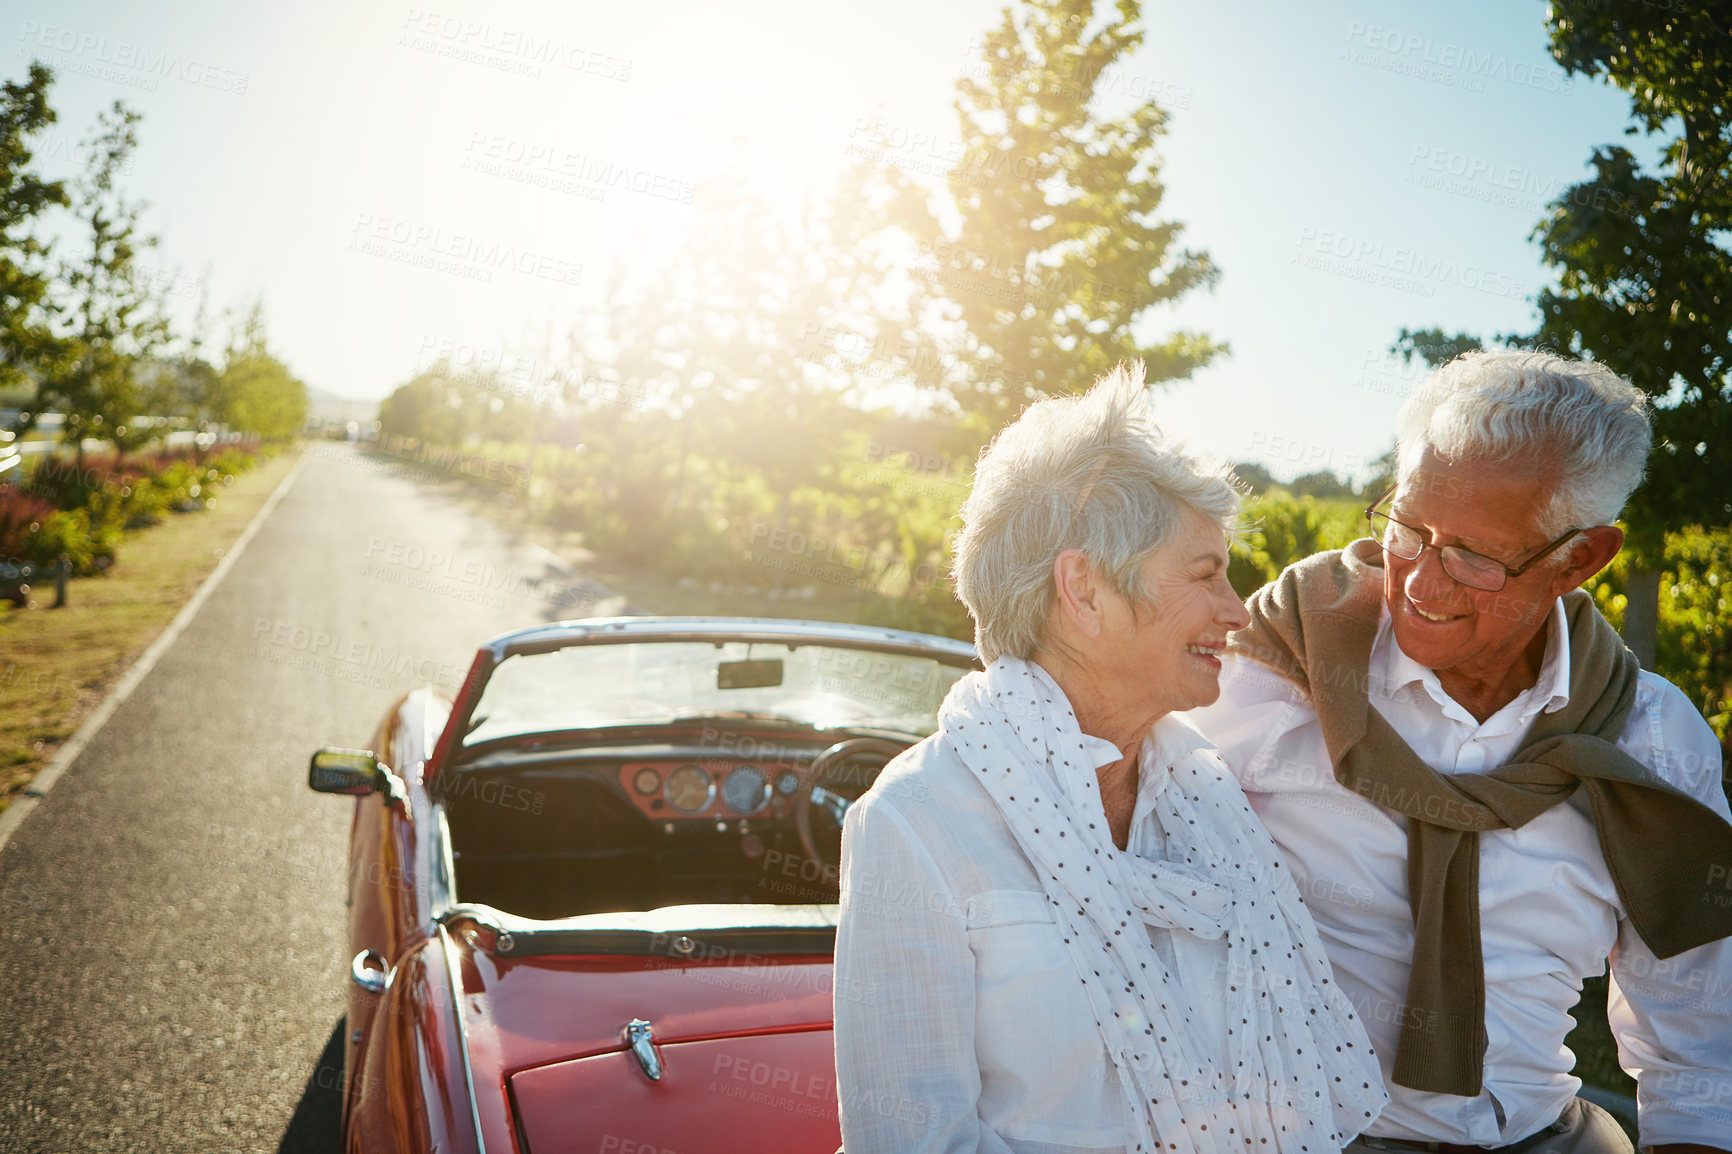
<box><xmin>1187</xmin><ymin>351</ymin><xmax>1732</xmax><ymax>1154</ymax></box>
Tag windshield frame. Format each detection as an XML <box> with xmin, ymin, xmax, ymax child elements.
<box><xmin>425</xmin><ymin>617</ymin><xmax>979</xmax><ymax>782</ymax></box>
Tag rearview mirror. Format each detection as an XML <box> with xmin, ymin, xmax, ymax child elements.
<box><xmin>717</xmin><ymin>659</ymin><xmax>784</xmax><ymax>690</ymax></box>
<box><xmin>309</xmin><ymin>748</ymin><xmax>384</xmax><ymax>795</ymax></box>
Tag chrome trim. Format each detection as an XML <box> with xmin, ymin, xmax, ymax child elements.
<box><xmin>483</xmin><ymin>615</ymin><xmax>979</xmax><ymax>665</ymax></box>
<box><xmin>350</xmin><ymin>949</ymin><xmax>388</xmax><ymax>995</ymax></box>
<box><xmin>438</xmin><ymin>923</ymin><xmax>489</xmax><ymax>1154</ymax></box>
<box><xmin>377</xmin><ymin>761</ymin><xmax>409</xmax><ymax>809</ymax></box>
<box><xmin>720</xmin><ymin>765</ymin><xmax>769</xmax><ymax>814</ymax></box>
<box><xmin>436</xmin><ymin>900</ymin><xmax>838</xmax><ymax>959</ymax></box>
<box><xmin>624</xmin><ymin>1019</ymin><xmax>663</xmax><ymax>1081</ymax></box>
<box><xmin>430</xmin><ymin>805</ymin><xmax>457</xmax><ymax>917</ymax></box>
<box><xmin>440</xmin><ymin>904</ymin><xmax>507</xmax><ymax>952</ymax></box>
<box><xmin>663</xmin><ymin>764</ymin><xmax>715</xmax><ymax>814</ymax></box>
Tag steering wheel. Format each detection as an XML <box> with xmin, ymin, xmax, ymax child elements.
<box><xmin>794</xmin><ymin>737</ymin><xmax>907</xmax><ymax>889</ymax></box>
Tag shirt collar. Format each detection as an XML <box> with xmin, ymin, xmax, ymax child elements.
<box><xmin>1020</xmin><ymin>662</ymin><xmax>1207</xmax><ymax>798</ymax></box>
<box><xmin>1373</xmin><ymin>596</ymin><xmax>1573</xmax><ymax>718</ymax></box>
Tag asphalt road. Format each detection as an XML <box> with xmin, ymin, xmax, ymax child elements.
<box><xmin>0</xmin><ymin>443</ymin><xmax>627</xmax><ymax>1152</ymax></box>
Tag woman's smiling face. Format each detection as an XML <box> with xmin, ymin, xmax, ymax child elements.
<box><xmin>1098</xmin><ymin>504</ymin><xmax>1250</xmax><ymax>722</ymax></box>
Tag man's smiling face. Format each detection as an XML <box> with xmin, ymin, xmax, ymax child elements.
<box><xmin>1381</xmin><ymin>450</ymin><xmax>1571</xmax><ymax>691</ymax></box>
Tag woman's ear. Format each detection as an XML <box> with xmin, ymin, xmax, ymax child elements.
<box><xmin>1051</xmin><ymin>548</ymin><xmax>1104</xmax><ymax>639</ymax></box>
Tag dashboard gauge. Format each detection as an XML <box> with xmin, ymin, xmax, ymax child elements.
<box><xmin>632</xmin><ymin>767</ymin><xmax>662</xmax><ymax>796</ymax></box>
<box><xmin>664</xmin><ymin>764</ymin><xmax>714</xmax><ymax>814</ymax></box>
<box><xmin>722</xmin><ymin>766</ymin><xmax>770</xmax><ymax>814</ymax></box>
<box><xmin>775</xmin><ymin>770</ymin><xmax>800</xmax><ymax>797</ymax></box>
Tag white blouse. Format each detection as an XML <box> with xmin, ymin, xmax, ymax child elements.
<box><xmin>833</xmin><ymin>716</ymin><xmax>1238</xmax><ymax>1153</ymax></box>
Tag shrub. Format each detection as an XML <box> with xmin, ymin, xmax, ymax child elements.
<box><xmin>1230</xmin><ymin>491</ymin><xmax>1366</xmax><ymax>596</ymax></box>
<box><xmin>0</xmin><ymin>485</ymin><xmax>57</xmax><ymax>563</ymax></box>
<box><xmin>1588</xmin><ymin>526</ymin><xmax>1732</xmax><ymax>739</ymax></box>
<box><xmin>27</xmin><ymin>508</ymin><xmax>118</xmax><ymax>575</ymax></box>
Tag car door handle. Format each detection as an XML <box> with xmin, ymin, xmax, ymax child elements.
<box><xmin>351</xmin><ymin>949</ymin><xmax>388</xmax><ymax>995</ymax></box>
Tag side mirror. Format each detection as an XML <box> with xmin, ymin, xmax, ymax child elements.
<box><xmin>309</xmin><ymin>748</ymin><xmax>386</xmax><ymax>795</ymax></box>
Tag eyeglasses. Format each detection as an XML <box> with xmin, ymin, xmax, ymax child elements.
<box><xmin>1363</xmin><ymin>486</ymin><xmax>1580</xmax><ymax>593</ymax></box>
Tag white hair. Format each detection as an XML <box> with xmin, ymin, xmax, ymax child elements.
<box><xmin>1396</xmin><ymin>350</ymin><xmax>1652</xmax><ymax>539</ymax></box>
<box><xmin>952</xmin><ymin>362</ymin><xmax>1242</xmax><ymax>664</ymax></box>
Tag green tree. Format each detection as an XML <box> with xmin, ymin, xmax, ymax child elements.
<box><xmin>894</xmin><ymin>0</ymin><xmax>1224</xmax><ymax>440</ymax></box>
<box><xmin>1390</xmin><ymin>327</ymin><xmax>1483</xmax><ymax>371</ymax></box>
<box><xmin>208</xmin><ymin>303</ymin><xmax>307</xmax><ymax>441</ymax></box>
<box><xmin>1392</xmin><ymin>5</ymin><xmax>1732</xmax><ymax>669</ymax></box>
<box><xmin>0</xmin><ymin>63</ymin><xmax>67</xmax><ymax>423</ymax></box>
<box><xmin>42</xmin><ymin>101</ymin><xmax>168</xmax><ymax>465</ymax></box>
<box><xmin>1528</xmin><ymin>4</ymin><xmax>1732</xmax><ymax>668</ymax></box>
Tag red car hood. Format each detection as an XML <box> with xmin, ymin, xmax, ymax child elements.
<box><xmin>446</xmin><ymin>905</ymin><xmax>846</xmax><ymax>1151</ymax></box>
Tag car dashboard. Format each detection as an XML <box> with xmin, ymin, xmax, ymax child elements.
<box><xmin>437</xmin><ymin>725</ymin><xmax>907</xmax><ymax>921</ymax></box>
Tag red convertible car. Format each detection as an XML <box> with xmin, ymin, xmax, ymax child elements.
<box><xmin>308</xmin><ymin>616</ymin><xmax>978</xmax><ymax>1153</ymax></box>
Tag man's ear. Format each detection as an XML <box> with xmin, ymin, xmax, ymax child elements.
<box><xmin>1550</xmin><ymin>525</ymin><xmax>1624</xmax><ymax>595</ymax></box>
<box><xmin>1051</xmin><ymin>548</ymin><xmax>1104</xmax><ymax>639</ymax></box>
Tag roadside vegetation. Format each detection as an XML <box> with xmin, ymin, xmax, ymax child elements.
<box><xmin>0</xmin><ymin>62</ymin><xmax>307</xmax><ymax>805</ymax></box>
<box><xmin>0</xmin><ymin>448</ymin><xmax>296</xmax><ymax>808</ymax></box>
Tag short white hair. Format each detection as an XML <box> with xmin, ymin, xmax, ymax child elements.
<box><xmin>952</xmin><ymin>362</ymin><xmax>1241</xmax><ymax>664</ymax></box>
<box><xmin>1396</xmin><ymin>350</ymin><xmax>1652</xmax><ymax>537</ymax></box>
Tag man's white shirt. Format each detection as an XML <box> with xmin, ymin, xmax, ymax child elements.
<box><xmin>1184</xmin><ymin>597</ymin><xmax>1732</xmax><ymax>1147</ymax></box>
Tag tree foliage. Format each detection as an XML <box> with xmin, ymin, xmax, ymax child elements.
<box><xmin>894</xmin><ymin>0</ymin><xmax>1224</xmax><ymax>439</ymax></box>
<box><xmin>1390</xmin><ymin>9</ymin><xmax>1732</xmax><ymax>671</ymax></box>
<box><xmin>0</xmin><ymin>63</ymin><xmax>66</xmax><ymax>408</ymax></box>
<box><xmin>39</xmin><ymin>101</ymin><xmax>169</xmax><ymax>463</ymax></box>
<box><xmin>1534</xmin><ymin>2</ymin><xmax>1732</xmax><ymax>561</ymax></box>
<box><xmin>206</xmin><ymin>303</ymin><xmax>307</xmax><ymax>442</ymax></box>
<box><xmin>1390</xmin><ymin>327</ymin><xmax>1483</xmax><ymax>370</ymax></box>
<box><xmin>372</xmin><ymin>0</ymin><xmax>1223</xmax><ymax>636</ymax></box>
<box><xmin>0</xmin><ymin>64</ymin><xmax>308</xmax><ymax>463</ymax></box>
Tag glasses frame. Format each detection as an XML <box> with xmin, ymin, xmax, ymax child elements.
<box><xmin>1363</xmin><ymin>486</ymin><xmax>1582</xmax><ymax>593</ymax></box>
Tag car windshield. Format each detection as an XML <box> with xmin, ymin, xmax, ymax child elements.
<box><xmin>462</xmin><ymin>640</ymin><xmax>973</xmax><ymax>747</ymax></box>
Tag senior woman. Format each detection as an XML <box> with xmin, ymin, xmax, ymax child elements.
<box><xmin>833</xmin><ymin>365</ymin><xmax>1385</xmax><ymax>1154</ymax></box>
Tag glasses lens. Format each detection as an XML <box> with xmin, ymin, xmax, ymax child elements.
<box><xmin>1440</xmin><ymin>548</ymin><xmax>1507</xmax><ymax>592</ymax></box>
<box><xmin>1372</xmin><ymin>513</ymin><xmax>1423</xmax><ymax>558</ymax></box>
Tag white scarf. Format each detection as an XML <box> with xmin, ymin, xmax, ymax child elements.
<box><xmin>938</xmin><ymin>658</ymin><xmax>1386</xmax><ymax>1153</ymax></box>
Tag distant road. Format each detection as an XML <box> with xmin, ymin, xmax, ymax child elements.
<box><xmin>0</xmin><ymin>442</ymin><xmax>625</xmax><ymax>1152</ymax></box>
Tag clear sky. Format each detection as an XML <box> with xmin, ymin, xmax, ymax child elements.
<box><xmin>13</xmin><ymin>0</ymin><xmax>1643</xmax><ymax>483</ymax></box>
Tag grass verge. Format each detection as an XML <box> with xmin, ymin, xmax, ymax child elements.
<box><xmin>0</xmin><ymin>446</ymin><xmax>302</xmax><ymax>811</ymax></box>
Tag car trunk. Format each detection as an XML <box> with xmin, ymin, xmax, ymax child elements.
<box><xmin>447</xmin><ymin>907</ymin><xmax>843</xmax><ymax>1152</ymax></box>
<box><xmin>510</xmin><ymin>1028</ymin><xmax>841</xmax><ymax>1153</ymax></box>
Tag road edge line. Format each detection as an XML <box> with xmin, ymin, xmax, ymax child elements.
<box><xmin>0</xmin><ymin>449</ymin><xmax>311</xmax><ymax>856</ymax></box>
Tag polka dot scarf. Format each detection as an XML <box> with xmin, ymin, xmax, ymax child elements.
<box><xmin>938</xmin><ymin>658</ymin><xmax>1387</xmax><ymax>1153</ymax></box>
